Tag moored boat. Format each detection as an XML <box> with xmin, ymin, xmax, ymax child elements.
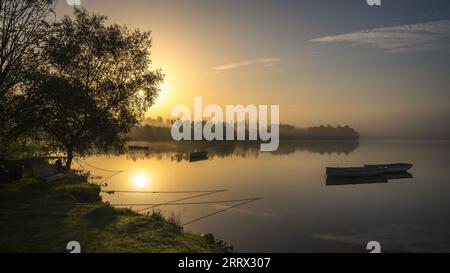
<box><xmin>364</xmin><ymin>163</ymin><xmax>413</xmax><ymax>173</ymax></box>
<box><xmin>189</xmin><ymin>151</ymin><xmax>208</xmax><ymax>162</ymax></box>
<box><xmin>326</xmin><ymin>163</ymin><xmax>413</xmax><ymax>177</ymax></box>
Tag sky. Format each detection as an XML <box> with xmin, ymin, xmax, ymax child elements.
<box><xmin>56</xmin><ymin>0</ymin><xmax>450</xmax><ymax>138</ymax></box>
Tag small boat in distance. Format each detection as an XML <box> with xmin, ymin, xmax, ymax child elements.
<box><xmin>364</xmin><ymin>163</ymin><xmax>413</xmax><ymax>173</ymax></box>
<box><xmin>128</xmin><ymin>145</ymin><xmax>150</xmax><ymax>151</ymax></box>
<box><xmin>326</xmin><ymin>163</ymin><xmax>413</xmax><ymax>177</ymax></box>
<box><xmin>189</xmin><ymin>151</ymin><xmax>208</xmax><ymax>162</ymax></box>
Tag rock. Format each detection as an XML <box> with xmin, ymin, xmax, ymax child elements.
<box><xmin>224</xmin><ymin>244</ymin><xmax>234</xmax><ymax>253</ymax></box>
<box><xmin>202</xmin><ymin>233</ymin><xmax>234</xmax><ymax>252</ymax></box>
<box><xmin>201</xmin><ymin>233</ymin><xmax>215</xmax><ymax>245</ymax></box>
<box><xmin>216</xmin><ymin>240</ymin><xmax>227</xmax><ymax>248</ymax></box>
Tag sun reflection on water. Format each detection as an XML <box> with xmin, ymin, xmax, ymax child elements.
<box><xmin>133</xmin><ymin>172</ymin><xmax>151</xmax><ymax>188</ymax></box>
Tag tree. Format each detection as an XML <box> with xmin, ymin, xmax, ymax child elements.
<box><xmin>0</xmin><ymin>0</ymin><xmax>55</xmax><ymax>158</ymax></box>
<box><xmin>30</xmin><ymin>8</ymin><xmax>163</xmax><ymax>169</ymax></box>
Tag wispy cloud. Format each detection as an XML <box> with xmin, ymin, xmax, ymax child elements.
<box><xmin>212</xmin><ymin>57</ymin><xmax>280</xmax><ymax>71</ymax></box>
<box><xmin>310</xmin><ymin>20</ymin><xmax>450</xmax><ymax>54</ymax></box>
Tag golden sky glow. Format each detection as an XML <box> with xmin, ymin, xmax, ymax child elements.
<box><xmin>56</xmin><ymin>0</ymin><xmax>450</xmax><ymax>138</ymax></box>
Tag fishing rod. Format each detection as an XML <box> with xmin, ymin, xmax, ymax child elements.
<box><xmin>136</xmin><ymin>190</ymin><xmax>227</xmax><ymax>212</ymax></box>
<box><xmin>75</xmin><ymin>159</ymin><xmax>126</xmax><ymax>173</ymax></box>
<box><xmin>181</xmin><ymin>198</ymin><xmax>261</xmax><ymax>226</ymax></box>
<box><xmin>102</xmin><ymin>189</ymin><xmax>227</xmax><ymax>194</ymax></box>
<box><xmin>110</xmin><ymin>197</ymin><xmax>261</xmax><ymax>207</ymax></box>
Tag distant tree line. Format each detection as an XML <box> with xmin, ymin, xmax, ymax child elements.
<box><xmin>128</xmin><ymin>123</ymin><xmax>360</xmax><ymax>141</ymax></box>
<box><xmin>278</xmin><ymin>124</ymin><xmax>359</xmax><ymax>140</ymax></box>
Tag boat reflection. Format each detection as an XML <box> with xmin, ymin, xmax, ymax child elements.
<box><xmin>326</xmin><ymin>172</ymin><xmax>413</xmax><ymax>186</ymax></box>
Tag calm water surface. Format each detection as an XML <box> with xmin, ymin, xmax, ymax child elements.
<box><xmin>81</xmin><ymin>140</ymin><xmax>450</xmax><ymax>253</ymax></box>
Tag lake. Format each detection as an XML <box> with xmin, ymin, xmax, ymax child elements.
<box><xmin>80</xmin><ymin>140</ymin><xmax>450</xmax><ymax>253</ymax></box>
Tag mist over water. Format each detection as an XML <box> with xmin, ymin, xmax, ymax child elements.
<box><xmin>81</xmin><ymin>140</ymin><xmax>450</xmax><ymax>252</ymax></box>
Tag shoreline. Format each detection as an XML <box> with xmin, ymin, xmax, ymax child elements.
<box><xmin>0</xmin><ymin>172</ymin><xmax>224</xmax><ymax>253</ymax></box>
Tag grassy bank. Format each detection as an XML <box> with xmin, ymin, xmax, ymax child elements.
<box><xmin>0</xmin><ymin>172</ymin><xmax>220</xmax><ymax>253</ymax></box>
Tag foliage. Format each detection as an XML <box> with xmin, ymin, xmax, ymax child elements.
<box><xmin>0</xmin><ymin>0</ymin><xmax>56</xmax><ymax>159</ymax></box>
<box><xmin>27</xmin><ymin>8</ymin><xmax>163</xmax><ymax>168</ymax></box>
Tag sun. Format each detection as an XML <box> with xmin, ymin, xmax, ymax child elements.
<box><xmin>158</xmin><ymin>82</ymin><xmax>169</xmax><ymax>93</ymax></box>
<box><xmin>133</xmin><ymin>173</ymin><xmax>150</xmax><ymax>188</ymax></box>
<box><xmin>156</xmin><ymin>82</ymin><xmax>169</xmax><ymax>103</ymax></box>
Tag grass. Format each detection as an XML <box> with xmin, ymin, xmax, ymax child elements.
<box><xmin>0</xmin><ymin>173</ymin><xmax>221</xmax><ymax>253</ymax></box>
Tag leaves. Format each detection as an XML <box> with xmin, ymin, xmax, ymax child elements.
<box><xmin>30</xmin><ymin>8</ymin><xmax>163</xmax><ymax>166</ymax></box>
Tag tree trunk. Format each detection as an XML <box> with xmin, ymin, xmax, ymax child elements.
<box><xmin>66</xmin><ymin>146</ymin><xmax>74</xmax><ymax>170</ymax></box>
